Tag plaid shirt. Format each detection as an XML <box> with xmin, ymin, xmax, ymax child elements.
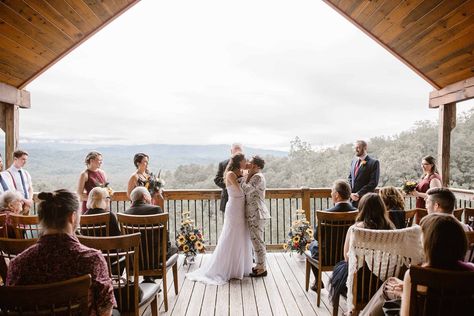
<box><xmin>7</xmin><ymin>233</ymin><xmax>115</xmax><ymax>315</ymax></box>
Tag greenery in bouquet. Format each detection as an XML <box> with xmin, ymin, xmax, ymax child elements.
<box><xmin>283</xmin><ymin>209</ymin><xmax>313</xmax><ymax>255</ymax></box>
<box><xmin>401</xmin><ymin>180</ymin><xmax>418</xmax><ymax>194</ymax></box>
<box><xmin>138</xmin><ymin>170</ymin><xmax>165</xmax><ymax>196</ymax></box>
<box><xmin>176</xmin><ymin>211</ymin><xmax>205</xmax><ymax>265</ymax></box>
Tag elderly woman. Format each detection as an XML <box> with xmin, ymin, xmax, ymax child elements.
<box><xmin>77</xmin><ymin>151</ymin><xmax>108</xmax><ymax>213</ymax></box>
<box><xmin>6</xmin><ymin>189</ymin><xmax>116</xmax><ymax>316</ymax></box>
<box><xmin>84</xmin><ymin>187</ymin><xmax>121</xmax><ymax>236</ymax></box>
<box><xmin>0</xmin><ymin>191</ymin><xmax>26</xmax><ymax>237</ymax></box>
<box><xmin>379</xmin><ymin>186</ymin><xmax>406</xmax><ymax>229</ymax></box>
<box><xmin>411</xmin><ymin>156</ymin><xmax>442</xmax><ymax>209</ymax></box>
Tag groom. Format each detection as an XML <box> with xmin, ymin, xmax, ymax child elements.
<box><xmin>241</xmin><ymin>156</ymin><xmax>270</xmax><ymax>277</ymax></box>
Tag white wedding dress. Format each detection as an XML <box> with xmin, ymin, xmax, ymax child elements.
<box><xmin>186</xmin><ymin>184</ymin><xmax>253</xmax><ymax>285</ymax></box>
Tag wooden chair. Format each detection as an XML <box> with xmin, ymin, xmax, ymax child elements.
<box><xmin>408</xmin><ymin>265</ymin><xmax>474</xmax><ymax>315</ymax></box>
<box><xmin>9</xmin><ymin>214</ymin><xmax>40</xmax><ymax>239</ymax></box>
<box><xmin>343</xmin><ymin>226</ymin><xmax>424</xmax><ymax>316</ymax></box>
<box><xmin>0</xmin><ymin>213</ymin><xmax>7</xmax><ymax>238</ymax></box>
<box><xmin>78</xmin><ymin>233</ymin><xmax>159</xmax><ymax>316</ymax></box>
<box><xmin>117</xmin><ymin>213</ymin><xmax>178</xmax><ymax>312</ymax></box>
<box><xmin>404</xmin><ymin>209</ymin><xmax>418</xmax><ymax>227</ymax></box>
<box><xmin>304</xmin><ymin>210</ymin><xmax>358</xmax><ymax>309</ymax></box>
<box><xmin>0</xmin><ymin>237</ymin><xmax>37</xmax><ymax>283</ymax></box>
<box><xmin>462</xmin><ymin>207</ymin><xmax>474</xmax><ymax>228</ymax></box>
<box><xmin>79</xmin><ymin>213</ymin><xmax>110</xmax><ymax>237</ymax></box>
<box><xmin>466</xmin><ymin>231</ymin><xmax>474</xmax><ymax>263</ymax></box>
<box><xmin>453</xmin><ymin>208</ymin><xmax>464</xmax><ymax>221</ymax></box>
<box><xmin>0</xmin><ymin>274</ymin><xmax>91</xmax><ymax>315</ymax></box>
<box><xmin>415</xmin><ymin>208</ymin><xmax>427</xmax><ymax>224</ymax></box>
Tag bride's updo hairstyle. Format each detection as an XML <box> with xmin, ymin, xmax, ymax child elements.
<box><xmin>133</xmin><ymin>153</ymin><xmax>149</xmax><ymax>168</ymax></box>
<box><xmin>37</xmin><ymin>189</ymin><xmax>79</xmax><ymax>230</ymax></box>
<box><xmin>225</xmin><ymin>153</ymin><xmax>246</xmax><ymax>175</ymax></box>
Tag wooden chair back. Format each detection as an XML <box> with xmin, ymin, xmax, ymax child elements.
<box><xmin>415</xmin><ymin>208</ymin><xmax>427</xmax><ymax>224</ymax></box>
<box><xmin>316</xmin><ymin>210</ymin><xmax>358</xmax><ymax>267</ymax></box>
<box><xmin>79</xmin><ymin>213</ymin><xmax>110</xmax><ymax>237</ymax></box>
<box><xmin>0</xmin><ymin>214</ymin><xmax>7</xmax><ymax>238</ymax></box>
<box><xmin>466</xmin><ymin>231</ymin><xmax>474</xmax><ymax>263</ymax></box>
<box><xmin>0</xmin><ymin>238</ymin><xmax>37</xmax><ymax>283</ymax></box>
<box><xmin>77</xmin><ymin>233</ymin><xmax>141</xmax><ymax>314</ymax></box>
<box><xmin>453</xmin><ymin>208</ymin><xmax>463</xmax><ymax>221</ymax></box>
<box><xmin>0</xmin><ymin>274</ymin><xmax>91</xmax><ymax>315</ymax></box>
<box><xmin>463</xmin><ymin>208</ymin><xmax>474</xmax><ymax>228</ymax></box>
<box><xmin>404</xmin><ymin>209</ymin><xmax>418</xmax><ymax>227</ymax></box>
<box><xmin>409</xmin><ymin>265</ymin><xmax>474</xmax><ymax>316</ymax></box>
<box><xmin>9</xmin><ymin>215</ymin><xmax>40</xmax><ymax>239</ymax></box>
<box><xmin>117</xmin><ymin>213</ymin><xmax>169</xmax><ymax>276</ymax></box>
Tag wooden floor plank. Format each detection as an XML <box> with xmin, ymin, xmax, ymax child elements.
<box><xmin>267</xmin><ymin>254</ymin><xmax>302</xmax><ymax>315</ymax></box>
<box><xmin>252</xmin><ymin>276</ymin><xmax>273</xmax><ymax>315</ymax></box>
<box><xmin>171</xmin><ymin>255</ymin><xmax>204</xmax><ymax>315</ymax></box>
<box><xmin>182</xmin><ymin>256</ymin><xmax>208</xmax><ymax>316</ymax></box>
<box><xmin>155</xmin><ymin>255</ymin><xmax>187</xmax><ymax>315</ymax></box>
<box><xmin>215</xmin><ymin>282</ymin><xmax>229</xmax><ymax>315</ymax></box>
<box><xmin>199</xmin><ymin>283</ymin><xmax>218</xmax><ymax>316</ymax></box>
<box><xmin>274</xmin><ymin>253</ymin><xmax>323</xmax><ymax>316</ymax></box>
<box><xmin>240</xmin><ymin>277</ymin><xmax>258</xmax><ymax>316</ymax></box>
<box><xmin>229</xmin><ymin>279</ymin><xmax>243</xmax><ymax>316</ymax></box>
<box><xmin>262</xmin><ymin>258</ymin><xmax>287</xmax><ymax>316</ymax></box>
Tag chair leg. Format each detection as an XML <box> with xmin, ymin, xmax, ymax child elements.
<box><xmin>151</xmin><ymin>295</ymin><xmax>159</xmax><ymax>316</ymax></box>
<box><xmin>332</xmin><ymin>294</ymin><xmax>340</xmax><ymax>316</ymax></box>
<box><xmin>317</xmin><ymin>268</ymin><xmax>322</xmax><ymax>307</ymax></box>
<box><xmin>163</xmin><ymin>272</ymin><xmax>168</xmax><ymax>312</ymax></box>
<box><xmin>173</xmin><ymin>263</ymin><xmax>178</xmax><ymax>295</ymax></box>
<box><xmin>305</xmin><ymin>259</ymin><xmax>310</xmax><ymax>291</ymax></box>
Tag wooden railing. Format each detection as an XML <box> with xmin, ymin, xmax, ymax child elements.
<box><xmin>31</xmin><ymin>187</ymin><xmax>474</xmax><ymax>248</ymax></box>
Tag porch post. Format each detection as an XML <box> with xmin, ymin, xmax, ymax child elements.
<box><xmin>437</xmin><ymin>103</ymin><xmax>456</xmax><ymax>187</ymax></box>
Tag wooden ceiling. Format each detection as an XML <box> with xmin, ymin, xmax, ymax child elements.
<box><xmin>0</xmin><ymin>0</ymin><xmax>139</xmax><ymax>89</ymax></box>
<box><xmin>324</xmin><ymin>0</ymin><xmax>474</xmax><ymax>89</ymax></box>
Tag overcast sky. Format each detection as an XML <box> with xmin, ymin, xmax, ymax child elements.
<box><xmin>21</xmin><ymin>0</ymin><xmax>447</xmax><ymax>150</ymax></box>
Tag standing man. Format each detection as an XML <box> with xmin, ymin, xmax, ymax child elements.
<box><xmin>6</xmin><ymin>150</ymin><xmax>33</xmax><ymax>211</ymax></box>
<box><xmin>348</xmin><ymin>140</ymin><xmax>380</xmax><ymax>207</ymax></box>
<box><xmin>214</xmin><ymin>143</ymin><xmax>243</xmax><ymax>212</ymax></box>
<box><xmin>241</xmin><ymin>156</ymin><xmax>270</xmax><ymax>277</ymax></box>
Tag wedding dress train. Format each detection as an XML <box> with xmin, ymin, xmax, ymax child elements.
<box><xmin>186</xmin><ymin>184</ymin><xmax>253</xmax><ymax>285</ymax></box>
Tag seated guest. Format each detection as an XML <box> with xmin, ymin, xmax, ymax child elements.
<box><xmin>309</xmin><ymin>179</ymin><xmax>357</xmax><ymax>291</ymax></box>
<box><xmin>6</xmin><ymin>189</ymin><xmax>115</xmax><ymax>316</ymax></box>
<box><xmin>125</xmin><ymin>187</ymin><xmax>178</xmax><ymax>258</ymax></box>
<box><xmin>379</xmin><ymin>186</ymin><xmax>406</xmax><ymax>229</ymax></box>
<box><xmin>329</xmin><ymin>193</ymin><xmax>395</xmax><ymax>308</ymax></box>
<box><xmin>0</xmin><ymin>191</ymin><xmax>26</xmax><ymax>237</ymax></box>
<box><xmin>84</xmin><ymin>187</ymin><xmax>121</xmax><ymax>236</ymax></box>
<box><xmin>426</xmin><ymin>187</ymin><xmax>472</xmax><ymax>231</ymax></box>
<box><xmin>361</xmin><ymin>213</ymin><xmax>474</xmax><ymax>316</ymax></box>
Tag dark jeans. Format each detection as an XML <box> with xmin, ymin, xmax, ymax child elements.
<box><xmin>309</xmin><ymin>240</ymin><xmax>320</xmax><ymax>280</ymax></box>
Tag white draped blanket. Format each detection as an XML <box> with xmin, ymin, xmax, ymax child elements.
<box><xmin>346</xmin><ymin>225</ymin><xmax>424</xmax><ymax>311</ymax></box>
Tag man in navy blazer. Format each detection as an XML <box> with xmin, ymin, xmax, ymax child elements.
<box><xmin>308</xmin><ymin>180</ymin><xmax>356</xmax><ymax>291</ymax></box>
<box><xmin>348</xmin><ymin>140</ymin><xmax>380</xmax><ymax>207</ymax></box>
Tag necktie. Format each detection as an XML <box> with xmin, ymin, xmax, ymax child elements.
<box><xmin>354</xmin><ymin>159</ymin><xmax>361</xmax><ymax>177</ymax></box>
<box><xmin>18</xmin><ymin>170</ymin><xmax>28</xmax><ymax>199</ymax></box>
<box><xmin>0</xmin><ymin>175</ymin><xmax>8</xmax><ymax>191</ymax></box>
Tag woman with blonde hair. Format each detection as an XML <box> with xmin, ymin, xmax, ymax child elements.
<box><xmin>379</xmin><ymin>186</ymin><xmax>406</xmax><ymax>229</ymax></box>
<box><xmin>77</xmin><ymin>151</ymin><xmax>108</xmax><ymax>213</ymax></box>
<box><xmin>84</xmin><ymin>187</ymin><xmax>120</xmax><ymax>236</ymax></box>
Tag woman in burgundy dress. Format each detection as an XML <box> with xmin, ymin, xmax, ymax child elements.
<box><xmin>411</xmin><ymin>156</ymin><xmax>442</xmax><ymax>209</ymax></box>
<box><xmin>77</xmin><ymin>151</ymin><xmax>108</xmax><ymax>213</ymax></box>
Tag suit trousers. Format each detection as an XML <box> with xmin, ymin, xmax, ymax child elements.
<box><xmin>248</xmin><ymin>219</ymin><xmax>266</xmax><ymax>269</ymax></box>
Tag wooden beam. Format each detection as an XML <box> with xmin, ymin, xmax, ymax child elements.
<box><xmin>438</xmin><ymin>103</ymin><xmax>456</xmax><ymax>187</ymax></box>
<box><xmin>429</xmin><ymin>76</ymin><xmax>474</xmax><ymax>108</ymax></box>
<box><xmin>0</xmin><ymin>82</ymin><xmax>31</xmax><ymax>108</ymax></box>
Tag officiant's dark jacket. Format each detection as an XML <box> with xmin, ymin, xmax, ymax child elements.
<box><xmin>348</xmin><ymin>155</ymin><xmax>380</xmax><ymax>207</ymax></box>
<box><xmin>214</xmin><ymin>159</ymin><xmax>229</xmax><ymax>212</ymax></box>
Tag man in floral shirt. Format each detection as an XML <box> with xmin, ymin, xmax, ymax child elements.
<box><xmin>7</xmin><ymin>189</ymin><xmax>115</xmax><ymax>316</ymax></box>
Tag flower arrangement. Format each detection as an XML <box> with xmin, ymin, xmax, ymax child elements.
<box><xmin>176</xmin><ymin>211</ymin><xmax>205</xmax><ymax>265</ymax></box>
<box><xmin>401</xmin><ymin>180</ymin><xmax>418</xmax><ymax>194</ymax></box>
<box><xmin>283</xmin><ymin>209</ymin><xmax>313</xmax><ymax>255</ymax></box>
<box><xmin>144</xmin><ymin>170</ymin><xmax>165</xmax><ymax>196</ymax></box>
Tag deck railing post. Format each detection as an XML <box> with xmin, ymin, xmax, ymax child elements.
<box><xmin>301</xmin><ymin>187</ymin><xmax>311</xmax><ymax>221</ymax></box>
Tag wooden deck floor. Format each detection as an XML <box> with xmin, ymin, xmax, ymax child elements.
<box><xmin>152</xmin><ymin>252</ymin><xmax>348</xmax><ymax>316</ymax></box>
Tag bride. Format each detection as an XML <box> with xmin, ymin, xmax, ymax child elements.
<box><xmin>186</xmin><ymin>153</ymin><xmax>253</xmax><ymax>285</ymax></box>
